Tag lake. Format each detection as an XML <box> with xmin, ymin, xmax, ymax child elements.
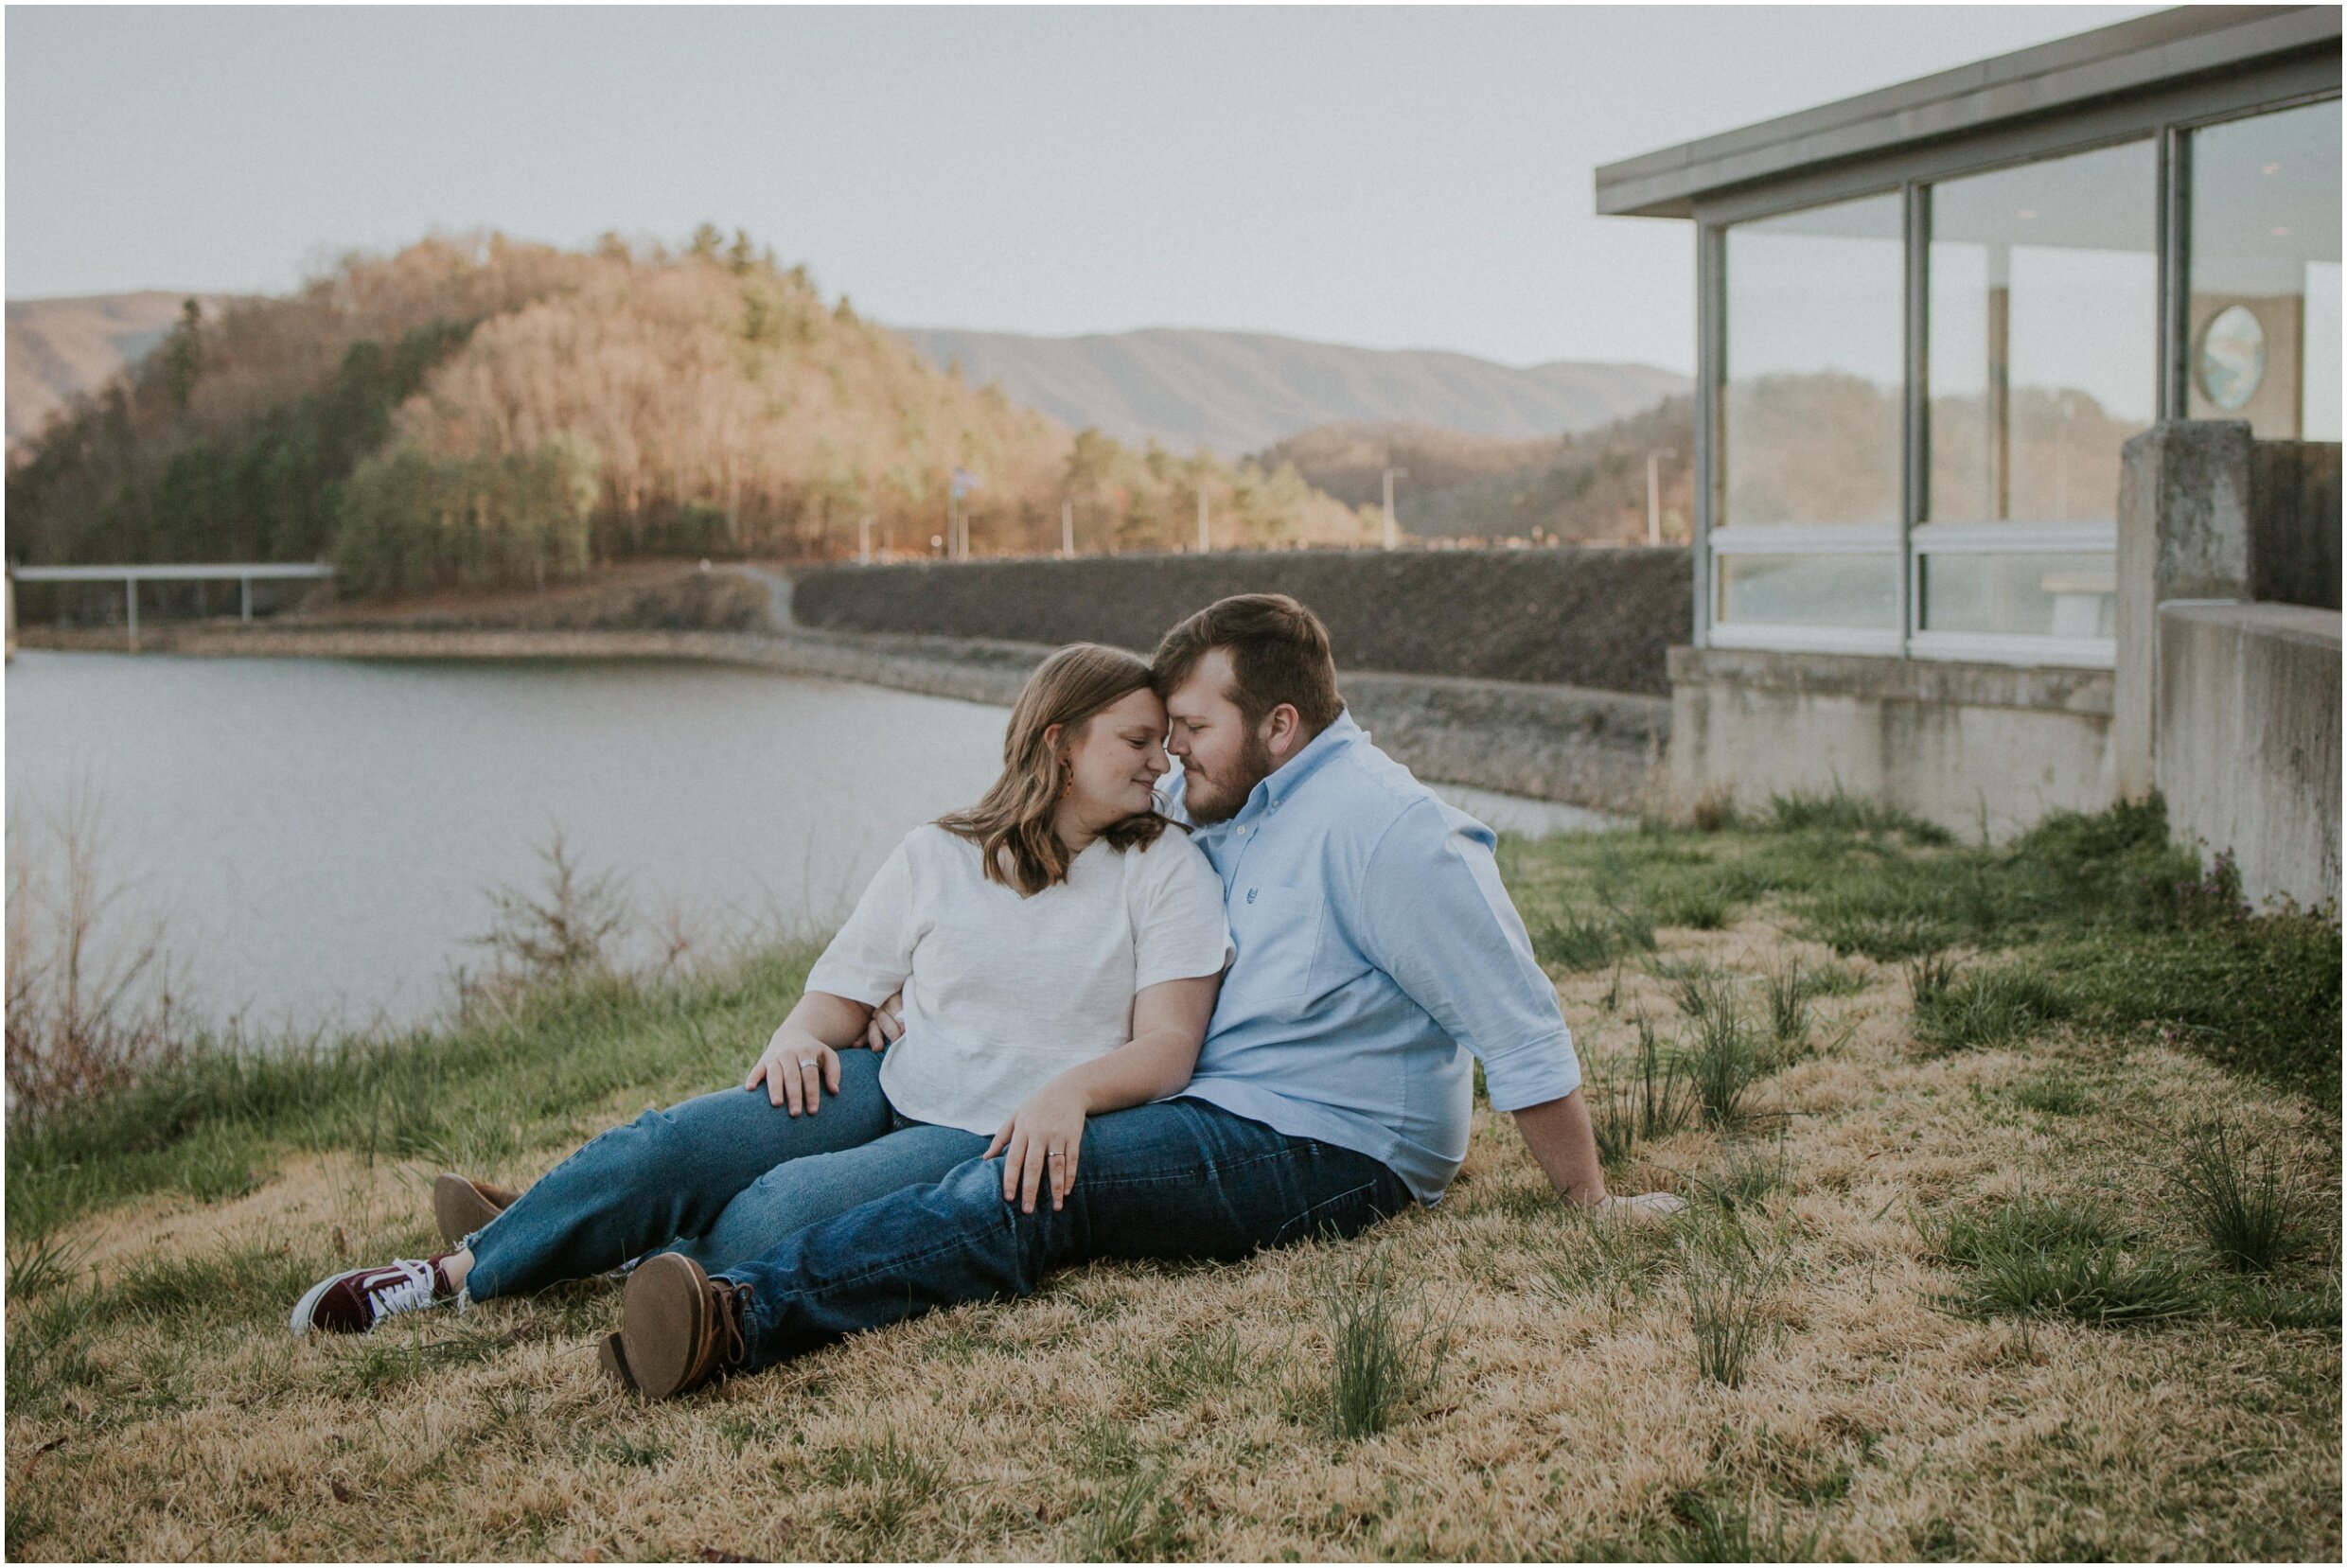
<box><xmin>4</xmin><ymin>651</ymin><xmax>1613</xmax><ymax>1036</ymax></box>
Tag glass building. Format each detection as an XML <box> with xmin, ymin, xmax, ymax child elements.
<box><xmin>1598</xmin><ymin>7</ymin><xmax>2339</xmax><ymax>671</ymax></box>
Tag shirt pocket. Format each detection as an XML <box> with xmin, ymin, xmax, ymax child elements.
<box><xmin>1230</xmin><ymin>883</ymin><xmax>1323</xmax><ymax>1013</ymax></box>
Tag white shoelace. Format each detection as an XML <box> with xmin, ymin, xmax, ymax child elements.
<box><xmin>364</xmin><ymin>1260</ymin><xmax>442</xmax><ymax>1320</ymax></box>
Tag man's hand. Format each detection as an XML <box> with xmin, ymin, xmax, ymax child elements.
<box><xmin>862</xmin><ymin>991</ymin><xmax>906</xmax><ymax>1052</ymax></box>
<box><xmin>745</xmin><ymin>1025</ymin><xmax>842</xmax><ymax>1115</ymax></box>
<box><xmin>984</xmin><ymin>1079</ymin><xmax>1090</xmax><ymax>1214</ymax></box>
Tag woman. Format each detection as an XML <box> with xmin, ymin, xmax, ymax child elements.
<box><xmin>291</xmin><ymin>643</ymin><xmax>1231</xmax><ymax>1386</ymax></box>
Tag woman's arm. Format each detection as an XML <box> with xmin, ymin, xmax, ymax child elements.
<box><xmin>745</xmin><ymin>991</ymin><xmax>877</xmax><ymax>1115</ymax></box>
<box><xmin>984</xmin><ymin>971</ymin><xmax>1222</xmax><ymax>1213</ymax></box>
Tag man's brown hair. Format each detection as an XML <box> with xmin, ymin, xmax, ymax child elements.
<box><xmin>1152</xmin><ymin>593</ymin><xmax>1343</xmax><ymax>731</ymax></box>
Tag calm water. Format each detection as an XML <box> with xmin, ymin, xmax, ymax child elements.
<box><xmin>4</xmin><ymin>651</ymin><xmax>1615</xmax><ymax>1038</ymax></box>
<box><xmin>5</xmin><ymin>652</ymin><xmax>1009</xmax><ymax>1034</ymax></box>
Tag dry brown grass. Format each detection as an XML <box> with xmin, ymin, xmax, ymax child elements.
<box><xmin>8</xmin><ymin>913</ymin><xmax>2338</xmax><ymax>1560</ymax></box>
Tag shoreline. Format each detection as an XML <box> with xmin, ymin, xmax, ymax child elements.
<box><xmin>14</xmin><ymin>620</ymin><xmax>1669</xmax><ymax>813</ymax></box>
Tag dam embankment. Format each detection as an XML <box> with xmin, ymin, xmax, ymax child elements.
<box><xmin>16</xmin><ymin>549</ymin><xmax>1686</xmax><ymax>811</ymax></box>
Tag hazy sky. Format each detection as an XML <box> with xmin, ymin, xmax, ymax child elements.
<box><xmin>7</xmin><ymin>5</ymin><xmax>2159</xmax><ymax>371</ymax></box>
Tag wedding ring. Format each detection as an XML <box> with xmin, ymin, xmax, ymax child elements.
<box><xmin>797</xmin><ymin>1059</ymin><xmax>818</xmax><ymax>1069</ymax></box>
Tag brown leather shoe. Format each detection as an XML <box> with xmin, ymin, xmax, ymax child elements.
<box><xmin>616</xmin><ymin>1254</ymin><xmax>753</xmax><ymax>1401</ymax></box>
<box><xmin>596</xmin><ymin>1331</ymin><xmax>637</xmax><ymax>1391</ymax></box>
<box><xmin>433</xmin><ymin>1173</ymin><xmax>521</xmax><ymax>1248</ymax></box>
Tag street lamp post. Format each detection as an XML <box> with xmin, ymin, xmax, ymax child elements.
<box><xmin>1646</xmin><ymin>449</ymin><xmax>1679</xmax><ymax>546</ymax></box>
<box><xmin>1382</xmin><ymin>467</ymin><xmax>1409</xmax><ymax>551</ymax></box>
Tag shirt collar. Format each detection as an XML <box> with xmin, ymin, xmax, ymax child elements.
<box><xmin>1245</xmin><ymin>708</ymin><xmax>1362</xmax><ymax>816</ymax></box>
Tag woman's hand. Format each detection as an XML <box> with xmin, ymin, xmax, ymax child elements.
<box><xmin>984</xmin><ymin>1079</ymin><xmax>1090</xmax><ymax>1214</ymax></box>
<box><xmin>745</xmin><ymin>1025</ymin><xmax>842</xmax><ymax>1115</ymax></box>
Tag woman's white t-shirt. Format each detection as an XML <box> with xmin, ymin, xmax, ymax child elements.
<box><xmin>803</xmin><ymin>821</ymin><xmax>1233</xmax><ymax>1136</ymax></box>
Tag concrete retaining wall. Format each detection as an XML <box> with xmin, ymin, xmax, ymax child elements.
<box><xmin>1666</xmin><ymin>646</ymin><xmax>2114</xmax><ymax>839</ymax></box>
<box><xmin>791</xmin><ymin>547</ymin><xmax>1691</xmax><ymax>696</ymax></box>
<box><xmin>2156</xmin><ymin>602</ymin><xmax>2342</xmax><ymax>910</ymax></box>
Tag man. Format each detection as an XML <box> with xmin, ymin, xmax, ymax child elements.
<box><xmin>606</xmin><ymin>592</ymin><xmax>1683</xmax><ymax>1399</ymax></box>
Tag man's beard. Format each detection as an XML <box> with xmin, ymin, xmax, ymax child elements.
<box><xmin>1181</xmin><ymin>731</ymin><xmax>1279</xmax><ymax>825</ymax></box>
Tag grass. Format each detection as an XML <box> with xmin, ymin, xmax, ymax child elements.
<box><xmin>1922</xmin><ymin>1199</ymin><xmax>2201</xmax><ymax>1327</ymax></box>
<box><xmin>4</xmin><ymin>795</ymin><xmax>2339</xmax><ymax>1560</ymax></box>
<box><xmin>1318</xmin><ymin>1247</ymin><xmax>1453</xmax><ymax>1440</ymax></box>
<box><xmin>1588</xmin><ymin>1014</ymin><xmax>1695</xmax><ymax>1168</ymax></box>
<box><xmin>2173</xmin><ymin>1118</ymin><xmax>2303</xmax><ymax>1274</ymax></box>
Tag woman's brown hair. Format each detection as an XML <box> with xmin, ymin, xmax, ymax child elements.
<box><xmin>937</xmin><ymin>643</ymin><xmax>1171</xmax><ymax>896</ymax></box>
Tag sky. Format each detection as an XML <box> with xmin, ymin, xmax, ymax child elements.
<box><xmin>6</xmin><ymin>5</ymin><xmax>2161</xmax><ymax>373</ymax></box>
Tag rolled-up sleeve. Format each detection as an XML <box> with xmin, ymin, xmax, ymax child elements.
<box><xmin>1355</xmin><ymin>801</ymin><xmax>1581</xmax><ymax>1112</ymax></box>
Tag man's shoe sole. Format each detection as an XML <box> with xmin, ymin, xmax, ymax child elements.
<box><xmin>618</xmin><ymin>1253</ymin><xmax>711</xmax><ymax>1401</ymax></box>
<box><xmin>433</xmin><ymin>1173</ymin><xmax>519</xmax><ymax>1249</ymax></box>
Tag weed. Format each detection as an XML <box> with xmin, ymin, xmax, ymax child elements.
<box><xmin>1531</xmin><ymin>904</ymin><xmax>1655</xmax><ymax>972</ymax></box>
<box><xmin>1137</xmin><ymin>1325</ymin><xmax>1244</xmax><ymax>1408</ymax></box>
<box><xmin>1923</xmin><ymin>1199</ymin><xmax>2198</xmax><ymax>1326</ymax></box>
<box><xmin>1072</xmin><ymin>1465</ymin><xmax>1177</xmax><ymax>1561</ymax></box>
<box><xmin>1668</xmin><ymin>1488</ymin><xmax>1821</xmax><ymax>1562</ymax></box>
<box><xmin>2009</xmin><ymin>1071</ymin><xmax>2091</xmax><ymax>1117</ymax></box>
<box><xmin>1680</xmin><ymin>1218</ymin><xmax>1784</xmax><ymax>1386</ymax></box>
<box><xmin>1698</xmin><ymin>1136</ymin><xmax>1789</xmax><ymax>1214</ymax></box>
<box><xmin>6</xmin><ymin>1228</ymin><xmax>88</xmax><ymax>1301</ymax></box>
<box><xmin>1903</xmin><ymin>949</ymin><xmax>1960</xmax><ymax>1008</ymax></box>
<box><xmin>1914</xmin><ymin>966</ymin><xmax>2068</xmax><ymax>1053</ymax></box>
<box><xmin>1590</xmin><ymin>1014</ymin><xmax>1696</xmax><ymax>1168</ymax></box>
<box><xmin>1682</xmin><ymin>993</ymin><xmax>1764</xmax><ymax>1132</ymax></box>
<box><xmin>1541</xmin><ymin>1207</ymin><xmax>1680</xmax><ymax>1320</ymax></box>
<box><xmin>1760</xmin><ymin>958</ymin><xmax>1814</xmax><ymax>1055</ymax></box>
<box><xmin>1320</xmin><ymin>1248</ymin><xmax>1453</xmax><ymax>1440</ymax></box>
<box><xmin>1763</xmin><ymin>784</ymin><xmax>1952</xmax><ymax>844</ymax></box>
<box><xmin>2173</xmin><ymin>1119</ymin><xmax>2301</xmax><ymax>1274</ymax></box>
<box><xmin>600</xmin><ymin>1434</ymin><xmax>670</xmax><ymax>1468</ymax></box>
<box><xmin>817</xmin><ymin>1427</ymin><xmax>944</xmax><ymax>1525</ymax></box>
<box><xmin>178</xmin><ymin>1138</ymin><xmax>260</xmax><ymax>1204</ymax></box>
<box><xmin>1652</xmin><ymin>883</ymin><xmax>1730</xmax><ymax>931</ymax></box>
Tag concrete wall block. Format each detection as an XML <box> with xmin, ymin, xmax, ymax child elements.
<box><xmin>2114</xmin><ymin>419</ymin><xmax>2254</xmax><ymax>797</ymax></box>
<box><xmin>2250</xmin><ymin>440</ymin><xmax>2343</xmax><ymax>611</ymax></box>
<box><xmin>2156</xmin><ymin>602</ymin><xmax>2342</xmax><ymax>910</ymax></box>
<box><xmin>1666</xmin><ymin>649</ymin><xmax>2114</xmax><ymax>840</ymax></box>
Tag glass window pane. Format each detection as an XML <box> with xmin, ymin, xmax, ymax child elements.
<box><xmin>1722</xmin><ymin>193</ymin><xmax>1905</xmax><ymax>528</ymax></box>
<box><xmin>1717</xmin><ymin>555</ymin><xmax>1897</xmax><ymax>628</ymax></box>
<box><xmin>1926</xmin><ymin>140</ymin><xmax>2157</xmax><ymax>525</ymax></box>
<box><xmin>1918</xmin><ymin>551</ymin><xmax>2116</xmax><ymax>638</ymax></box>
<box><xmin>2188</xmin><ymin>98</ymin><xmax>2343</xmax><ymax>441</ymax></box>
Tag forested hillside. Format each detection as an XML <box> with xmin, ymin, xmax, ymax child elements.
<box><xmin>6</xmin><ymin>231</ymin><xmax>1371</xmax><ymax>598</ymax></box>
<box><xmin>1253</xmin><ymin>396</ymin><xmax>1697</xmax><ymax>545</ymax></box>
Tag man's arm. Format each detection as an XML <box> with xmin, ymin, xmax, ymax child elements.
<box><xmin>1510</xmin><ymin>1090</ymin><xmax>1608</xmax><ymax>1207</ymax></box>
<box><xmin>1354</xmin><ymin>802</ymin><xmax>1668</xmax><ymax>1212</ymax></box>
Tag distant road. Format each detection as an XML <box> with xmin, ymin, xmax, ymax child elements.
<box><xmin>895</xmin><ymin>326</ymin><xmax>1688</xmax><ymax>455</ymax></box>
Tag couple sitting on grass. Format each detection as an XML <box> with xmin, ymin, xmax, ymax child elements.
<box><xmin>292</xmin><ymin>592</ymin><xmax>1683</xmax><ymax>1396</ymax></box>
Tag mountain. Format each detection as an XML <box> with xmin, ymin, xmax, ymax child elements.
<box><xmin>5</xmin><ymin>234</ymin><xmax>1373</xmax><ymax>593</ymax></box>
<box><xmin>7</xmin><ymin>291</ymin><xmax>242</xmax><ymax>446</ymax></box>
<box><xmin>1253</xmin><ymin>395</ymin><xmax>1697</xmax><ymax>546</ymax></box>
<box><xmin>896</xmin><ymin>326</ymin><xmax>1689</xmax><ymax>455</ymax></box>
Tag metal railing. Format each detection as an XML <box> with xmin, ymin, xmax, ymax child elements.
<box><xmin>8</xmin><ymin>562</ymin><xmax>337</xmax><ymax>649</ymax></box>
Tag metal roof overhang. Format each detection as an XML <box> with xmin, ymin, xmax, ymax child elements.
<box><xmin>1594</xmin><ymin>5</ymin><xmax>2341</xmax><ymax>219</ymax></box>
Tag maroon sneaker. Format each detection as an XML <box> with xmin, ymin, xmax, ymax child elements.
<box><xmin>290</xmin><ymin>1256</ymin><xmax>458</xmax><ymax>1335</ymax></box>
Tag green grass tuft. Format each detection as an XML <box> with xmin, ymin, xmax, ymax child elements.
<box><xmin>1923</xmin><ymin>1199</ymin><xmax>2198</xmax><ymax>1327</ymax></box>
<box><xmin>1913</xmin><ymin>965</ymin><xmax>2069</xmax><ymax>1053</ymax></box>
<box><xmin>2173</xmin><ymin>1119</ymin><xmax>2303</xmax><ymax>1275</ymax></box>
<box><xmin>1320</xmin><ymin>1249</ymin><xmax>1452</xmax><ymax>1441</ymax></box>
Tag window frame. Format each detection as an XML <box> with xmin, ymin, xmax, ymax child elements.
<box><xmin>1686</xmin><ymin>62</ymin><xmax>2342</xmax><ymax>673</ymax></box>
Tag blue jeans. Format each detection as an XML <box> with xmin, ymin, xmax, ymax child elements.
<box><xmin>464</xmin><ymin>1048</ymin><xmax>989</xmax><ymax>1297</ymax></box>
<box><xmin>717</xmin><ymin>1096</ymin><xmax>1415</xmax><ymax>1372</ymax></box>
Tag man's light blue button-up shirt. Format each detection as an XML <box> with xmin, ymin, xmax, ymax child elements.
<box><xmin>1165</xmin><ymin>710</ymin><xmax>1581</xmax><ymax>1204</ymax></box>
